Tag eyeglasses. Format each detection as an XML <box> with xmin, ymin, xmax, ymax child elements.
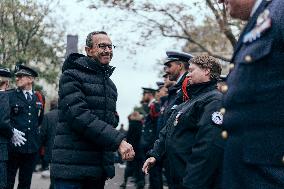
<box><xmin>95</xmin><ymin>43</ymin><xmax>116</xmax><ymax>50</ymax></box>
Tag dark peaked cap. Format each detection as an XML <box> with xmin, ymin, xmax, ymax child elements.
<box><xmin>164</xmin><ymin>51</ymin><xmax>193</xmax><ymax>65</ymax></box>
<box><xmin>142</xmin><ymin>87</ymin><xmax>157</xmax><ymax>94</ymax></box>
<box><xmin>156</xmin><ymin>81</ymin><xmax>164</xmax><ymax>89</ymax></box>
<box><xmin>0</xmin><ymin>67</ymin><xmax>12</xmax><ymax>78</ymax></box>
<box><xmin>15</xmin><ymin>64</ymin><xmax>38</xmax><ymax>77</ymax></box>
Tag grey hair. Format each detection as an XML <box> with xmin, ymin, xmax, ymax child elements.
<box><xmin>86</xmin><ymin>31</ymin><xmax>108</xmax><ymax>48</ymax></box>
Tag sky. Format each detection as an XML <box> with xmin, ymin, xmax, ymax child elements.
<box><xmin>51</xmin><ymin>0</ymin><xmax>199</xmax><ymax>128</ymax></box>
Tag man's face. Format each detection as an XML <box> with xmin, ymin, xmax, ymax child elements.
<box><xmin>163</xmin><ymin>75</ymin><xmax>176</xmax><ymax>88</ymax></box>
<box><xmin>16</xmin><ymin>75</ymin><xmax>34</xmax><ymax>89</ymax></box>
<box><xmin>220</xmin><ymin>0</ymin><xmax>255</xmax><ymax>20</ymax></box>
<box><xmin>188</xmin><ymin>63</ymin><xmax>210</xmax><ymax>85</ymax></box>
<box><xmin>165</xmin><ymin>61</ymin><xmax>182</xmax><ymax>81</ymax></box>
<box><xmin>85</xmin><ymin>34</ymin><xmax>113</xmax><ymax>65</ymax></box>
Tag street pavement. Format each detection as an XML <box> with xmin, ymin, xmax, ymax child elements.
<box><xmin>14</xmin><ymin>164</ymin><xmax>154</xmax><ymax>189</ymax></box>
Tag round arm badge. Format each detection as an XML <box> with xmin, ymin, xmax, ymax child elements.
<box><xmin>212</xmin><ymin>111</ymin><xmax>223</xmax><ymax>125</ymax></box>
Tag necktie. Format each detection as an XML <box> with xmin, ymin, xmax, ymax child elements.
<box><xmin>26</xmin><ymin>92</ymin><xmax>32</xmax><ymax>101</ymax></box>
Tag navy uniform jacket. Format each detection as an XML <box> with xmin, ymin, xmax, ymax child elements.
<box><xmin>140</xmin><ymin>100</ymin><xmax>160</xmax><ymax>152</ymax></box>
<box><xmin>221</xmin><ymin>0</ymin><xmax>284</xmax><ymax>188</ymax></box>
<box><xmin>0</xmin><ymin>92</ymin><xmax>13</xmax><ymax>160</ymax></box>
<box><xmin>8</xmin><ymin>89</ymin><xmax>44</xmax><ymax>154</ymax></box>
<box><xmin>159</xmin><ymin>72</ymin><xmax>188</xmax><ymax>131</ymax></box>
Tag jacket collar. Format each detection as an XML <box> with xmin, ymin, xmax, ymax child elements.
<box><xmin>62</xmin><ymin>53</ymin><xmax>115</xmax><ymax>77</ymax></box>
<box><xmin>186</xmin><ymin>80</ymin><xmax>217</xmax><ymax>99</ymax></box>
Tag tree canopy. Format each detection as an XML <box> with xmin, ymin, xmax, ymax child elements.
<box><xmin>0</xmin><ymin>0</ymin><xmax>65</xmax><ymax>83</ymax></box>
<box><xmin>81</xmin><ymin>0</ymin><xmax>243</xmax><ymax>62</ymax></box>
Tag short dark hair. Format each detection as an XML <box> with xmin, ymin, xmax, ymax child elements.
<box><xmin>86</xmin><ymin>31</ymin><xmax>108</xmax><ymax>48</ymax></box>
<box><xmin>189</xmin><ymin>55</ymin><xmax>221</xmax><ymax>81</ymax></box>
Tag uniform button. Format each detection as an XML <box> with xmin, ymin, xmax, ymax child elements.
<box><xmin>28</xmin><ymin>120</ymin><xmax>31</xmax><ymax>123</ymax></box>
<box><xmin>282</xmin><ymin>156</ymin><xmax>284</xmax><ymax>164</ymax></box>
<box><xmin>149</xmin><ymin>130</ymin><xmax>152</xmax><ymax>133</ymax></box>
<box><xmin>245</xmin><ymin>55</ymin><xmax>252</xmax><ymax>63</ymax></box>
<box><xmin>221</xmin><ymin>130</ymin><xmax>228</xmax><ymax>139</ymax></box>
<box><xmin>229</xmin><ymin>63</ymin><xmax>234</xmax><ymax>70</ymax></box>
<box><xmin>29</xmin><ymin>106</ymin><xmax>31</xmax><ymax>109</ymax></box>
<box><xmin>221</xmin><ymin>85</ymin><xmax>228</xmax><ymax>93</ymax></box>
<box><xmin>142</xmin><ymin>130</ymin><xmax>145</xmax><ymax>133</ymax></box>
<box><xmin>28</xmin><ymin>128</ymin><xmax>31</xmax><ymax>130</ymax></box>
<box><xmin>220</xmin><ymin>108</ymin><xmax>226</xmax><ymax>115</ymax></box>
<box><xmin>28</xmin><ymin>113</ymin><xmax>31</xmax><ymax>116</ymax></box>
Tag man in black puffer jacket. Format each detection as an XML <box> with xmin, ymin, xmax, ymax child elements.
<box><xmin>143</xmin><ymin>55</ymin><xmax>224</xmax><ymax>189</ymax></box>
<box><xmin>51</xmin><ymin>31</ymin><xmax>135</xmax><ymax>189</ymax></box>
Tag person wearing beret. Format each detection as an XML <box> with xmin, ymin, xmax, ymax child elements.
<box><xmin>0</xmin><ymin>67</ymin><xmax>26</xmax><ymax>189</ymax></box>
<box><xmin>143</xmin><ymin>55</ymin><xmax>224</xmax><ymax>189</ymax></box>
<box><xmin>218</xmin><ymin>0</ymin><xmax>284</xmax><ymax>188</ymax></box>
<box><xmin>6</xmin><ymin>64</ymin><xmax>44</xmax><ymax>189</ymax></box>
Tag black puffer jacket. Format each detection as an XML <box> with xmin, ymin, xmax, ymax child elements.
<box><xmin>51</xmin><ymin>53</ymin><xmax>125</xmax><ymax>180</ymax></box>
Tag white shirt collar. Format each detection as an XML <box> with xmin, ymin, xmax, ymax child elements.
<box><xmin>148</xmin><ymin>98</ymin><xmax>156</xmax><ymax>107</ymax></box>
<box><xmin>22</xmin><ymin>89</ymin><xmax>33</xmax><ymax>96</ymax></box>
<box><xmin>176</xmin><ymin>73</ymin><xmax>185</xmax><ymax>83</ymax></box>
<box><xmin>250</xmin><ymin>0</ymin><xmax>263</xmax><ymax>17</ymax></box>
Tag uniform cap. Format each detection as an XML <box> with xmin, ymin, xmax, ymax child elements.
<box><xmin>156</xmin><ymin>81</ymin><xmax>164</xmax><ymax>89</ymax></box>
<box><xmin>142</xmin><ymin>87</ymin><xmax>158</xmax><ymax>94</ymax></box>
<box><xmin>0</xmin><ymin>67</ymin><xmax>12</xmax><ymax>78</ymax></box>
<box><xmin>164</xmin><ymin>51</ymin><xmax>193</xmax><ymax>66</ymax></box>
<box><xmin>14</xmin><ymin>64</ymin><xmax>38</xmax><ymax>77</ymax></box>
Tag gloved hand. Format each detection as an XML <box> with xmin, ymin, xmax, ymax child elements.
<box><xmin>11</xmin><ymin>128</ymin><xmax>27</xmax><ymax>147</ymax></box>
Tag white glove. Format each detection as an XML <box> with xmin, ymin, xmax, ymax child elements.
<box><xmin>11</xmin><ymin>128</ymin><xmax>27</xmax><ymax>147</ymax></box>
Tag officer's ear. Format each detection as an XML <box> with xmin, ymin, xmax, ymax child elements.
<box><xmin>85</xmin><ymin>46</ymin><xmax>92</xmax><ymax>56</ymax></box>
<box><xmin>204</xmin><ymin>68</ymin><xmax>210</xmax><ymax>77</ymax></box>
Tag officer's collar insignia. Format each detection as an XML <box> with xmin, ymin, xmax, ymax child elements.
<box><xmin>243</xmin><ymin>9</ymin><xmax>271</xmax><ymax>44</ymax></box>
<box><xmin>212</xmin><ymin>111</ymin><xmax>223</xmax><ymax>125</ymax></box>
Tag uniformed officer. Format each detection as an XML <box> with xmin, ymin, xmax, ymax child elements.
<box><xmin>0</xmin><ymin>67</ymin><xmax>26</xmax><ymax>189</ymax></box>
<box><xmin>6</xmin><ymin>64</ymin><xmax>44</xmax><ymax>189</ymax></box>
<box><xmin>162</xmin><ymin>51</ymin><xmax>193</xmax><ymax>129</ymax></box>
<box><xmin>218</xmin><ymin>0</ymin><xmax>284</xmax><ymax>188</ymax></box>
<box><xmin>139</xmin><ymin>87</ymin><xmax>161</xmax><ymax>189</ymax></box>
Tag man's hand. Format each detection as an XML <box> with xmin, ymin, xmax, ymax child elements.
<box><xmin>142</xmin><ymin>157</ymin><xmax>156</xmax><ymax>174</ymax></box>
<box><xmin>11</xmin><ymin>128</ymin><xmax>27</xmax><ymax>147</ymax></box>
<box><xmin>118</xmin><ymin>140</ymin><xmax>135</xmax><ymax>161</ymax></box>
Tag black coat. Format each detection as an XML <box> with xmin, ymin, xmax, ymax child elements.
<box><xmin>221</xmin><ymin>0</ymin><xmax>284</xmax><ymax>188</ymax></box>
<box><xmin>51</xmin><ymin>53</ymin><xmax>125</xmax><ymax>180</ymax></box>
<box><xmin>7</xmin><ymin>89</ymin><xmax>44</xmax><ymax>153</ymax></box>
<box><xmin>40</xmin><ymin>108</ymin><xmax>58</xmax><ymax>163</ymax></box>
<box><xmin>159</xmin><ymin>72</ymin><xmax>188</xmax><ymax>131</ymax></box>
<box><xmin>140</xmin><ymin>100</ymin><xmax>160</xmax><ymax>152</ymax></box>
<box><xmin>149</xmin><ymin>81</ymin><xmax>224</xmax><ymax>189</ymax></box>
<box><xmin>0</xmin><ymin>92</ymin><xmax>13</xmax><ymax>161</ymax></box>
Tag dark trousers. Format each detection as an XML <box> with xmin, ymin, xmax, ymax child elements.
<box><xmin>54</xmin><ymin>178</ymin><xmax>106</xmax><ymax>189</ymax></box>
<box><xmin>149</xmin><ymin>163</ymin><xmax>163</xmax><ymax>189</ymax></box>
<box><xmin>0</xmin><ymin>161</ymin><xmax>8</xmax><ymax>189</ymax></box>
<box><xmin>6</xmin><ymin>152</ymin><xmax>37</xmax><ymax>189</ymax></box>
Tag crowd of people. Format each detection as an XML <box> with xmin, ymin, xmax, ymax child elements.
<box><xmin>0</xmin><ymin>0</ymin><xmax>284</xmax><ymax>189</ymax></box>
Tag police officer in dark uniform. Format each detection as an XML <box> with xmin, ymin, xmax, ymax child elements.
<box><xmin>217</xmin><ymin>0</ymin><xmax>284</xmax><ymax>188</ymax></box>
<box><xmin>6</xmin><ymin>65</ymin><xmax>44</xmax><ymax>189</ymax></box>
<box><xmin>161</xmin><ymin>51</ymin><xmax>193</xmax><ymax>129</ymax></box>
<box><xmin>143</xmin><ymin>55</ymin><xmax>224</xmax><ymax>189</ymax></box>
<box><xmin>139</xmin><ymin>87</ymin><xmax>161</xmax><ymax>189</ymax></box>
<box><xmin>0</xmin><ymin>68</ymin><xmax>26</xmax><ymax>189</ymax></box>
